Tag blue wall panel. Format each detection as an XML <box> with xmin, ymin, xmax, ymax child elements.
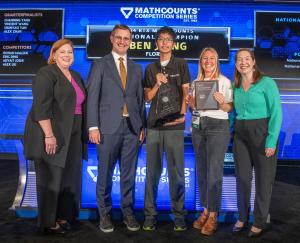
<box><xmin>1</xmin><ymin>1</ymin><xmax>300</xmax><ymax>160</ymax></box>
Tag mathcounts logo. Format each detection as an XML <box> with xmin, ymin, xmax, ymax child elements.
<box><xmin>120</xmin><ymin>7</ymin><xmax>134</xmax><ymax>19</ymax></box>
<box><xmin>120</xmin><ymin>6</ymin><xmax>199</xmax><ymax>23</ymax></box>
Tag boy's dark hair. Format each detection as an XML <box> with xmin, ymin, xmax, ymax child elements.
<box><xmin>155</xmin><ymin>26</ymin><xmax>176</xmax><ymax>42</ymax></box>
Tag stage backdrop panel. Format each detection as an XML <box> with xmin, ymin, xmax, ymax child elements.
<box><xmin>255</xmin><ymin>11</ymin><xmax>300</xmax><ymax>90</ymax></box>
<box><xmin>87</xmin><ymin>25</ymin><xmax>230</xmax><ymax>61</ymax></box>
<box><xmin>0</xmin><ymin>9</ymin><xmax>63</xmax><ymax>76</ymax></box>
<box><xmin>0</xmin><ymin>2</ymin><xmax>300</xmax><ymax>159</ymax></box>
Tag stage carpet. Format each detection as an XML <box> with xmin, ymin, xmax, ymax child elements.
<box><xmin>0</xmin><ymin>159</ymin><xmax>299</xmax><ymax>243</ymax></box>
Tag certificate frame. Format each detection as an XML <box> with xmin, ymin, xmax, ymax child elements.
<box><xmin>194</xmin><ymin>80</ymin><xmax>219</xmax><ymax>110</ymax></box>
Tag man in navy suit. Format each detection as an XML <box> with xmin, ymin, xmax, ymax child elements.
<box><xmin>87</xmin><ymin>24</ymin><xmax>145</xmax><ymax>233</ymax></box>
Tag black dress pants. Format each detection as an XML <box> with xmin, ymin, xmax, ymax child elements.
<box><xmin>233</xmin><ymin>119</ymin><xmax>277</xmax><ymax>229</ymax></box>
<box><xmin>35</xmin><ymin>115</ymin><xmax>82</xmax><ymax>228</ymax></box>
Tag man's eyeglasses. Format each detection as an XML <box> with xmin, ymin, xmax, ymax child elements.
<box><xmin>157</xmin><ymin>38</ymin><xmax>174</xmax><ymax>43</ymax></box>
<box><xmin>113</xmin><ymin>35</ymin><xmax>131</xmax><ymax>42</ymax></box>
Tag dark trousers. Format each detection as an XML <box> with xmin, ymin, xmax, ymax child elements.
<box><xmin>96</xmin><ymin>118</ymin><xmax>140</xmax><ymax>217</ymax></box>
<box><xmin>144</xmin><ymin>129</ymin><xmax>186</xmax><ymax>219</ymax></box>
<box><xmin>192</xmin><ymin>117</ymin><xmax>230</xmax><ymax>212</ymax></box>
<box><xmin>35</xmin><ymin>115</ymin><xmax>83</xmax><ymax>228</ymax></box>
<box><xmin>233</xmin><ymin>119</ymin><xmax>277</xmax><ymax>229</ymax></box>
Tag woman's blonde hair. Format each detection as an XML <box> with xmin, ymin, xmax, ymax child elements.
<box><xmin>197</xmin><ymin>47</ymin><xmax>220</xmax><ymax>80</ymax></box>
<box><xmin>47</xmin><ymin>39</ymin><xmax>74</xmax><ymax>64</ymax></box>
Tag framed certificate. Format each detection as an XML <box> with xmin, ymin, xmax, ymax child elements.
<box><xmin>194</xmin><ymin>80</ymin><xmax>219</xmax><ymax>110</ymax></box>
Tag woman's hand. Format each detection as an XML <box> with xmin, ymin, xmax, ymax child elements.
<box><xmin>186</xmin><ymin>94</ymin><xmax>195</xmax><ymax>110</ymax></box>
<box><xmin>265</xmin><ymin>148</ymin><xmax>275</xmax><ymax>157</ymax></box>
<box><xmin>213</xmin><ymin>92</ymin><xmax>225</xmax><ymax>105</ymax></box>
<box><xmin>45</xmin><ymin>135</ymin><xmax>57</xmax><ymax>155</ymax></box>
<box><xmin>213</xmin><ymin>92</ymin><xmax>232</xmax><ymax>112</ymax></box>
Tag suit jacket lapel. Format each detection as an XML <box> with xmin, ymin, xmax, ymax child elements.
<box><xmin>106</xmin><ymin>54</ymin><xmax>124</xmax><ymax>91</ymax></box>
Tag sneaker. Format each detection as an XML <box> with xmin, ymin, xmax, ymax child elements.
<box><xmin>123</xmin><ymin>215</ymin><xmax>140</xmax><ymax>231</ymax></box>
<box><xmin>99</xmin><ymin>215</ymin><xmax>114</xmax><ymax>233</ymax></box>
<box><xmin>174</xmin><ymin>218</ymin><xmax>187</xmax><ymax>231</ymax></box>
<box><xmin>143</xmin><ymin>217</ymin><xmax>156</xmax><ymax>231</ymax></box>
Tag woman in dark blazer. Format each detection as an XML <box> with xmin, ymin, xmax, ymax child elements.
<box><xmin>24</xmin><ymin>39</ymin><xmax>87</xmax><ymax>234</ymax></box>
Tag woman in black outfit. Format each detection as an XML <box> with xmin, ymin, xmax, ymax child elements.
<box><xmin>24</xmin><ymin>39</ymin><xmax>87</xmax><ymax>234</ymax></box>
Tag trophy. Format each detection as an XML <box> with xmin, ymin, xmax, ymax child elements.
<box><xmin>155</xmin><ymin>66</ymin><xmax>181</xmax><ymax>125</ymax></box>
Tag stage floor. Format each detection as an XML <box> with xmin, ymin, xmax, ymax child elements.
<box><xmin>0</xmin><ymin>159</ymin><xmax>300</xmax><ymax>243</ymax></box>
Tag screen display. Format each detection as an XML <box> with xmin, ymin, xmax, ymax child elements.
<box><xmin>255</xmin><ymin>11</ymin><xmax>300</xmax><ymax>85</ymax></box>
<box><xmin>0</xmin><ymin>9</ymin><xmax>63</xmax><ymax>76</ymax></box>
<box><xmin>0</xmin><ymin>2</ymin><xmax>300</xmax><ymax>160</ymax></box>
<box><xmin>87</xmin><ymin>25</ymin><xmax>230</xmax><ymax>60</ymax></box>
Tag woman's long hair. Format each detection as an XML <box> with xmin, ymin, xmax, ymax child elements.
<box><xmin>196</xmin><ymin>47</ymin><xmax>220</xmax><ymax>81</ymax></box>
<box><xmin>234</xmin><ymin>48</ymin><xmax>263</xmax><ymax>88</ymax></box>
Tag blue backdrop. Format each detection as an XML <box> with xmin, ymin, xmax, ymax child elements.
<box><xmin>1</xmin><ymin>0</ymin><xmax>299</xmax><ymax>159</ymax></box>
<box><xmin>0</xmin><ymin>0</ymin><xmax>299</xmax><ymax>210</ymax></box>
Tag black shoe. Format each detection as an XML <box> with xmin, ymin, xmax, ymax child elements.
<box><xmin>232</xmin><ymin>223</ymin><xmax>247</xmax><ymax>233</ymax></box>
<box><xmin>123</xmin><ymin>215</ymin><xmax>140</xmax><ymax>231</ymax></box>
<box><xmin>58</xmin><ymin>221</ymin><xmax>71</xmax><ymax>231</ymax></box>
<box><xmin>99</xmin><ymin>214</ymin><xmax>114</xmax><ymax>233</ymax></box>
<box><xmin>41</xmin><ymin>225</ymin><xmax>66</xmax><ymax>235</ymax></box>
<box><xmin>248</xmin><ymin>229</ymin><xmax>263</xmax><ymax>238</ymax></box>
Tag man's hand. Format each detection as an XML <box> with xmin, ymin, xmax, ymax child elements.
<box><xmin>156</xmin><ymin>73</ymin><xmax>168</xmax><ymax>86</ymax></box>
<box><xmin>139</xmin><ymin>129</ymin><xmax>145</xmax><ymax>144</ymax></box>
<box><xmin>164</xmin><ymin>115</ymin><xmax>185</xmax><ymax>126</ymax></box>
<box><xmin>89</xmin><ymin>129</ymin><xmax>101</xmax><ymax>144</ymax></box>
